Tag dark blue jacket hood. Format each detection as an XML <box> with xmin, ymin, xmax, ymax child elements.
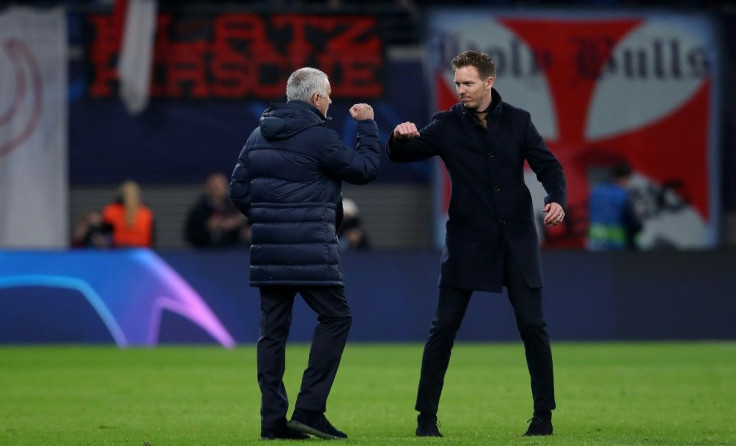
<box><xmin>259</xmin><ymin>101</ymin><xmax>326</xmax><ymax>141</ymax></box>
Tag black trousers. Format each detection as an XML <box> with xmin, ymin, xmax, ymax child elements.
<box><xmin>258</xmin><ymin>285</ymin><xmax>352</xmax><ymax>431</ymax></box>
<box><xmin>415</xmin><ymin>248</ymin><xmax>556</xmax><ymax>416</ymax></box>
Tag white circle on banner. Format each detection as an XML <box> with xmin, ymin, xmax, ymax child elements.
<box><xmin>586</xmin><ymin>19</ymin><xmax>711</xmax><ymax>140</ymax></box>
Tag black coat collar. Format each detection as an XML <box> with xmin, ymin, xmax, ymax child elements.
<box><xmin>458</xmin><ymin>88</ymin><xmax>503</xmax><ymax>131</ymax></box>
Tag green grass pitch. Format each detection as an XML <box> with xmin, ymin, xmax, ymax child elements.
<box><xmin>1</xmin><ymin>342</ymin><xmax>734</xmax><ymax>445</ymax></box>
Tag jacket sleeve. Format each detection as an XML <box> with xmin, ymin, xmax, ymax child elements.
<box><xmin>385</xmin><ymin>115</ymin><xmax>442</xmax><ymax>163</ymax></box>
<box><xmin>320</xmin><ymin>119</ymin><xmax>381</xmax><ymax>185</ymax></box>
<box><xmin>523</xmin><ymin>114</ymin><xmax>567</xmax><ymax>211</ymax></box>
<box><xmin>230</xmin><ymin>142</ymin><xmax>252</xmax><ymax>217</ymax></box>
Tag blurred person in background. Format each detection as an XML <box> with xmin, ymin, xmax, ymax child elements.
<box><xmin>102</xmin><ymin>180</ymin><xmax>155</xmax><ymax>248</ymax></box>
<box><xmin>185</xmin><ymin>172</ymin><xmax>248</xmax><ymax>248</ymax></box>
<box><xmin>338</xmin><ymin>198</ymin><xmax>370</xmax><ymax>251</ymax></box>
<box><xmin>71</xmin><ymin>209</ymin><xmax>112</xmax><ymax>248</ymax></box>
<box><xmin>387</xmin><ymin>50</ymin><xmax>566</xmax><ymax>438</ymax></box>
<box><xmin>587</xmin><ymin>161</ymin><xmax>642</xmax><ymax>250</ymax></box>
<box><xmin>230</xmin><ymin>67</ymin><xmax>380</xmax><ymax>440</ymax></box>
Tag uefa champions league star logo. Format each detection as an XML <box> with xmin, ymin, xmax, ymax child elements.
<box><xmin>0</xmin><ymin>38</ymin><xmax>43</xmax><ymax>157</ymax></box>
<box><xmin>0</xmin><ymin>250</ymin><xmax>236</xmax><ymax>347</ymax></box>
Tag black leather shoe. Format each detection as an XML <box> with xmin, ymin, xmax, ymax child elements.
<box><xmin>416</xmin><ymin>413</ymin><xmax>443</xmax><ymax>437</ymax></box>
<box><xmin>261</xmin><ymin>425</ymin><xmax>310</xmax><ymax>440</ymax></box>
<box><xmin>288</xmin><ymin>409</ymin><xmax>348</xmax><ymax>439</ymax></box>
<box><xmin>523</xmin><ymin>415</ymin><xmax>553</xmax><ymax>436</ymax></box>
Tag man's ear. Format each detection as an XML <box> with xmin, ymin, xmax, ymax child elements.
<box><xmin>487</xmin><ymin>77</ymin><xmax>494</xmax><ymax>90</ymax></box>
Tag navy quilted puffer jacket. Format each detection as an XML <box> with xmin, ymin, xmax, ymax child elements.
<box><xmin>230</xmin><ymin>100</ymin><xmax>381</xmax><ymax>286</ymax></box>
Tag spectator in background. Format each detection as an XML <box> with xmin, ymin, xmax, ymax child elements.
<box><xmin>71</xmin><ymin>210</ymin><xmax>112</xmax><ymax>248</ymax></box>
<box><xmin>338</xmin><ymin>198</ymin><xmax>370</xmax><ymax>251</ymax></box>
<box><xmin>587</xmin><ymin>161</ymin><xmax>643</xmax><ymax>250</ymax></box>
<box><xmin>102</xmin><ymin>180</ymin><xmax>155</xmax><ymax>248</ymax></box>
<box><xmin>185</xmin><ymin>172</ymin><xmax>248</xmax><ymax>248</ymax></box>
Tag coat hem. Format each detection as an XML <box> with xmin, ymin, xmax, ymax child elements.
<box><xmin>251</xmin><ymin>280</ymin><xmax>344</xmax><ymax>287</ymax></box>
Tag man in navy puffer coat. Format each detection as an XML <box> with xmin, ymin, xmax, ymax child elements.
<box><xmin>230</xmin><ymin>67</ymin><xmax>380</xmax><ymax>440</ymax></box>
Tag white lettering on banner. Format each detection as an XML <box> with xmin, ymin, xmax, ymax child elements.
<box><xmin>429</xmin><ymin>11</ymin><xmax>719</xmax><ymax>249</ymax></box>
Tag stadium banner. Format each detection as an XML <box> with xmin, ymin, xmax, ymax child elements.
<box><xmin>1</xmin><ymin>249</ymin><xmax>735</xmax><ymax>343</ymax></box>
<box><xmin>0</xmin><ymin>7</ymin><xmax>68</xmax><ymax>248</ymax></box>
<box><xmin>428</xmin><ymin>10</ymin><xmax>720</xmax><ymax>249</ymax></box>
<box><xmin>86</xmin><ymin>10</ymin><xmax>384</xmax><ymax>100</ymax></box>
<box><xmin>0</xmin><ymin>249</ymin><xmax>236</xmax><ymax>346</ymax></box>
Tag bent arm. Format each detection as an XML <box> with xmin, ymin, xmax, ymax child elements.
<box><xmin>386</xmin><ymin>119</ymin><xmax>442</xmax><ymax>163</ymax></box>
<box><xmin>321</xmin><ymin>120</ymin><xmax>381</xmax><ymax>185</ymax></box>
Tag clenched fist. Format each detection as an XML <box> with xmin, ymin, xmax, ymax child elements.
<box><xmin>350</xmin><ymin>103</ymin><xmax>374</xmax><ymax>121</ymax></box>
<box><xmin>392</xmin><ymin>121</ymin><xmax>420</xmax><ymax>140</ymax></box>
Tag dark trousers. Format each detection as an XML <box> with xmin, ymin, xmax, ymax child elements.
<box><xmin>258</xmin><ymin>285</ymin><xmax>352</xmax><ymax>431</ymax></box>
<box><xmin>415</xmin><ymin>248</ymin><xmax>556</xmax><ymax>416</ymax></box>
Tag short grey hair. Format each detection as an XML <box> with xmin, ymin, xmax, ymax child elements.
<box><xmin>286</xmin><ymin>67</ymin><xmax>329</xmax><ymax>102</ymax></box>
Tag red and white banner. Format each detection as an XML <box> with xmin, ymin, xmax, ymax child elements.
<box><xmin>428</xmin><ymin>11</ymin><xmax>720</xmax><ymax>249</ymax></box>
<box><xmin>0</xmin><ymin>7</ymin><xmax>68</xmax><ymax>248</ymax></box>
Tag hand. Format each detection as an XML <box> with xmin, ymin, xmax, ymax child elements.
<box><xmin>543</xmin><ymin>202</ymin><xmax>565</xmax><ymax>226</ymax></box>
<box><xmin>392</xmin><ymin>121</ymin><xmax>420</xmax><ymax>140</ymax></box>
<box><xmin>350</xmin><ymin>103</ymin><xmax>374</xmax><ymax>121</ymax></box>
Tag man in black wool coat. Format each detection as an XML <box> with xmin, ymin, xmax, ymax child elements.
<box><xmin>387</xmin><ymin>50</ymin><xmax>567</xmax><ymax>438</ymax></box>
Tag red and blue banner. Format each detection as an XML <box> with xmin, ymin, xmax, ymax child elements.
<box><xmin>428</xmin><ymin>10</ymin><xmax>720</xmax><ymax>249</ymax></box>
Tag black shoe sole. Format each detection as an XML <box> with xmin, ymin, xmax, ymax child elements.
<box><xmin>523</xmin><ymin>429</ymin><xmax>553</xmax><ymax>436</ymax></box>
<box><xmin>287</xmin><ymin>420</ymin><xmax>347</xmax><ymax>440</ymax></box>
<box><xmin>416</xmin><ymin>431</ymin><xmax>443</xmax><ymax>437</ymax></box>
<box><xmin>260</xmin><ymin>431</ymin><xmax>310</xmax><ymax>440</ymax></box>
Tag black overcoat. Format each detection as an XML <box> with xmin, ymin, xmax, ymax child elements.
<box><xmin>387</xmin><ymin>89</ymin><xmax>566</xmax><ymax>292</ymax></box>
